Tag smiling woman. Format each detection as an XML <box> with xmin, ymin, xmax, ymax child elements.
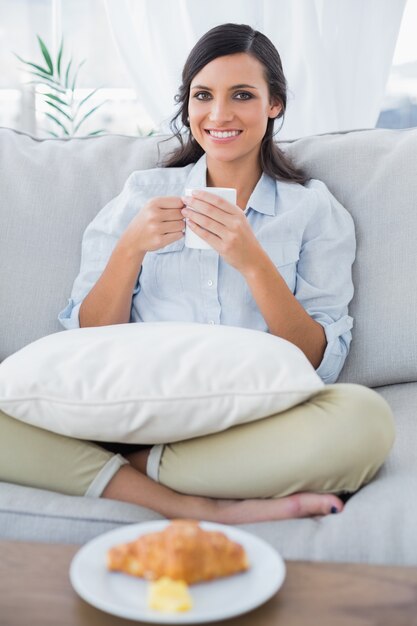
<box><xmin>162</xmin><ymin>24</ymin><xmax>308</xmax><ymax>189</ymax></box>
<box><xmin>188</xmin><ymin>54</ymin><xmax>282</xmax><ymax>187</ymax></box>
<box><xmin>1</xmin><ymin>23</ymin><xmax>395</xmax><ymax>526</ymax></box>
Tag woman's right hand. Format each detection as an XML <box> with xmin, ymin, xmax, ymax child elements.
<box><xmin>122</xmin><ymin>196</ymin><xmax>185</xmax><ymax>253</ymax></box>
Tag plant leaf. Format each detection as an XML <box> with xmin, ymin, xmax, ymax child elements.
<box><xmin>26</xmin><ymin>79</ymin><xmax>67</xmax><ymax>95</ymax></box>
<box><xmin>37</xmin><ymin>35</ymin><xmax>53</xmax><ymax>75</ymax></box>
<box><xmin>64</xmin><ymin>59</ymin><xmax>72</xmax><ymax>89</ymax></box>
<box><xmin>14</xmin><ymin>53</ymin><xmax>53</xmax><ymax>77</ymax></box>
<box><xmin>74</xmin><ymin>87</ymin><xmax>100</xmax><ymax>114</ymax></box>
<box><xmin>71</xmin><ymin>59</ymin><xmax>86</xmax><ymax>91</ymax></box>
<box><xmin>28</xmin><ymin>72</ymin><xmax>61</xmax><ymax>87</ymax></box>
<box><xmin>44</xmin><ymin>112</ymin><xmax>70</xmax><ymax>135</ymax></box>
<box><xmin>46</xmin><ymin>129</ymin><xmax>60</xmax><ymax>137</ymax></box>
<box><xmin>57</xmin><ymin>39</ymin><xmax>64</xmax><ymax>78</ymax></box>
<box><xmin>45</xmin><ymin>99</ymin><xmax>73</xmax><ymax>121</ymax></box>
<box><xmin>87</xmin><ymin>129</ymin><xmax>106</xmax><ymax>136</ymax></box>
<box><xmin>26</xmin><ymin>70</ymin><xmax>67</xmax><ymax>91</ymax></box>
<box><xmin>73</xmin><ymin>101</ymin><xmax>106</xmax><ymax>134</ymax></box>
<box><xmin>44</xmin><ymin>92</ymin><xmax>69</xmax><ymax>107</ymax></box>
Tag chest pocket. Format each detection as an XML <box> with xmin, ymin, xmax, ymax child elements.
<box><xmin>246</xmin><ymin>240</ymin><xmax>300</xmax><ymax>303</ymax></box>
<box><xmin>147</xmin><ymin>238</ymin><xmax>186</xmax><ymax>297</ymax></box>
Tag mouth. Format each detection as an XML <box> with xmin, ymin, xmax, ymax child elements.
<box><xmin>204</xmin><ymin>129</ymin><xmax>243</xmax><ymax>143</ymax></box>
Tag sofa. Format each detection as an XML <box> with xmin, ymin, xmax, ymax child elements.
<box><xmin>1</xmin><ymin>125</ymin><xmax>416</xmax><ymax>566</ymax></box>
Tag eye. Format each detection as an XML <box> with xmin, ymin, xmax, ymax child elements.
<box><xmin>234</xmin><ymin>92</ymin><xmax>253</xmax><ymax>100</ymax></box>
<box><xmin>193</xmin><ymin>91</ymin><xmax>211</xmax><ymax>101</ymax></box>
<box><xmin>192</xmin><ymin>91</ymin><xmax>253</xmax><ymax>101</ymax></box>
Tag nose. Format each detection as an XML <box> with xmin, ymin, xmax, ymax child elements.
<box><xmin>208</xmin><ymin>98</ymin><xmax>234</xmax><ymax>124</ymax></box>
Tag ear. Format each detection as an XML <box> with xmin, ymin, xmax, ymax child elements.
<box><xmin>268</xmin><ymin>100</ymin><xmax>282</xmax><ymax>119</ymax></box>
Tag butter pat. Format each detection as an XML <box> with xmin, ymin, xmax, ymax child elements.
<box><xmin>148</xmin><ymin>577</ymin><xmax>193</xmax><ymax>613</ymax></box>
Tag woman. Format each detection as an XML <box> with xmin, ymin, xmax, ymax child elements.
<box><xmin>0</xmin><ymin>23</ymin><xmax>394</xmax><ymax>523</ymax></box>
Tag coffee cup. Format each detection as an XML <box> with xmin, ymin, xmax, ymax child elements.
<box><xmin>183</xmin><ymin>187</ymin><xmax>237</xmax><ymax>250</ymax></box>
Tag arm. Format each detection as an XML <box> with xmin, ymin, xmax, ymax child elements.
<box><xmin>243</xmin><ymin>181</ymin><xmax>355</xmax><ymax>380</ymax></box>
<box><xmin>242</xmin><ymin>253</ymin><xmax>326</xmax><ymax>368</ymax></box>
<box><xmin>58</xmin><ymin>170</ymin><xmax>185</xmax><ymax>330</ymax></box>
<box><xmin>182</xmin><ymin>184</ymin><xmax>354</xmax><ymax>378</ymax></box>
<box><xmin>79</xmin><ymin>236</ymin><xmax>145</xmax><ymax>327</ymax></box>
<box><xmin>79</xmin><ymin>195</ymin><xmax>184</xmax><ymax>328</ymax></box>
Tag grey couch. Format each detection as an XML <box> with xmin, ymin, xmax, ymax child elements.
<box><xmin>1</xmin><ymin>125</ymin><xmax>416</xmax><ymax>565</ymax></box>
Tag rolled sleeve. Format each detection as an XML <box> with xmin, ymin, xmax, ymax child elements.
<box><xmin>58</xmin><ymin>299</ymin><xmax>82</xmax><ymax>330</ymax></box>
<box><xmin>315</xmin><ymin>315</ymin><xmax>353</xmax><ymax>384</ymax></box>
<box><xmin>296</xmin><ymin>180</ymin><xmax>356</xmax><ymax>384</ymax></box>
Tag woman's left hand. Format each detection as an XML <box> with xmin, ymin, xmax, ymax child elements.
<box><xmin>181</xmin><ymin>190</ymin><xmax>264</xmax><ymax>275</ymax></box>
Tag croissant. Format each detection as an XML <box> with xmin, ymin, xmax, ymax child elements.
<box><xmin>107</xmin><ymin>519</ymin><xmax>249</xmax><ymax>584</ymax></box>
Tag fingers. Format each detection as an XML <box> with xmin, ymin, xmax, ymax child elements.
<box><xmin>183</xmin><ymin>209</ymin><xmax>224</xmax><ymax>238</ymax></box>
<box><xmin>182</xmin><ymin>196</ymin><xmax>234</xmax><ymax>228</ymax></box>
<box><xmin>160</xmin><ymin>221</ymin><xmax>185</xmax><ymax>235</ymax></box>
<box><xmin>157</xmin><ymin>208</ymin><xmax>184</xmax><ymax>220</ymax></box>
<box><xmin>154</xmin><ymin>197</ymin><xmax>186</xmax><ymax>223</ymax></box>
<box><xmin>154</xmin><ymin>196</ymin><xmax>185</xmax><ymax>209</ymax></box>
<box><xmin>186</xmin><ymin>190</ymin><xmax>237</xmax><ymax>214</ymax></box>
<box><xmin>152</xmin><ymin>197</ymin><xmax>185</xmax><ymax>221</ymax></box>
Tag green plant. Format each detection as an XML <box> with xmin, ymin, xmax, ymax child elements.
<box><xmin>15</xmin><ymin>35</ymin><xmax>106</xmax><ymax>137</ymax></box>
<box><xmin>136</xmin><ymin>124</ymin><xmax>157</xmax><ymax>137</ymax></box>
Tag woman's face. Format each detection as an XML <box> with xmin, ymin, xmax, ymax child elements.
<box><xmin>188</xmin><ymin>52</ymin><xmax>281</xmax><ymax>164</ymax></box>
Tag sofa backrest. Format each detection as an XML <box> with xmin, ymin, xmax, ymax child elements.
<box><xmin>1</xmin><ymin>126</ymin><xmax>416</xmax><ymax>388</ymax></box>
<box><xmin>283</xmin><ymin>128</ymin><xmax>417</xmax><ymax>387</ymax></box>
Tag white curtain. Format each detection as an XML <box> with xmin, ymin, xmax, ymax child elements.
<box><xmin>104</xmin><ymin>0</ymin><xmax>406</xmax><ymax>140</ymax></box>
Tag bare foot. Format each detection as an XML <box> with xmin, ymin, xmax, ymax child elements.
<box><xmin>102</xmin><ymin>465</ymin><xmax>344</xmax><ymax>524</ymax></box>
<box><xmin>124</xmin><ymin>449</ymin><xmax>344</xmax><ymax>522</ymax></box>
<box><xmin>209</xmin><ymin>492</ymin><xmax>344</xmax><ymax>524</ymax></box>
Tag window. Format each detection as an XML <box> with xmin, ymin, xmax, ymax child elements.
<box><xmin>1</xmin><ymin>0</ymin><xmax>416</xmax><ymax>136</ymax></box>
<box><xmin>377</xmin><ymin>0</ymin><xmax>417</xmax><ymax>129</ymax></box>
<box><xmin>0</xmin><ymin>0</ymin><xmax>154</xmax><ymax>136</ymax></box>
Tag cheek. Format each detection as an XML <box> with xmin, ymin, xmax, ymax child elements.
<box><xmin>245</xmin><ymin>118</ymin><xmax>268</xmax><ymax>142</ymax></box>
<box><xmin>244</xmin><ymin>105</ymin><xmax>268</xmax><ymax>128</ymax></box>
<box><xmin>188</xmin><ymin>102</ymin><xmax>203</xmax><ymax>124</ymax></box>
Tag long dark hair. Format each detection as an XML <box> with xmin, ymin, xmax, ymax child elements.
<box><xmin>158</xmin><ymin>23</ymin><xmax>309</xmax><ymax>185</ymax></box>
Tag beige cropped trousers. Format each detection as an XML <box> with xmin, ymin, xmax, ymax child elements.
<box><xmin>0</xmin><ymin>384</ymin><xmax>395</xmax><ymax>500</ymax></box>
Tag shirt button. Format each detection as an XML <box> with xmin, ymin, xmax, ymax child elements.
<box><xmin>208</xmin><ymin>320</ymin><xmax>215</xmax><ymax>325</ymax></box>
<box><xmin>207</xmin><ymin>280</ymin><xmax>213</xmax><ymax>287</ymax></box>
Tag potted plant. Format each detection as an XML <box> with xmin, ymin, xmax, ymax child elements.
<box><xmin>15</xmin><ymin>35</ymin><xmax>106</xmax><ymax>137</ymax></box>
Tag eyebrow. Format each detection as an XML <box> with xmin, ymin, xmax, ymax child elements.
<box><xmin>190</xmin><ymin>83</ymin><xmax>258</xmax><ymax>91</ymax></box>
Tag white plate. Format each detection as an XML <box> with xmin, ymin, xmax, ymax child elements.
<box><xmin>69</xmin><ymin>520</ymin><xmax>286</xmax><ymax>624</ymax></box>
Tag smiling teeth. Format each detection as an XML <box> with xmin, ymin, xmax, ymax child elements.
<box><xmin>208</xmin><ymin>130</ymin><xmax>241</xmax><ymax>138</ymax></box>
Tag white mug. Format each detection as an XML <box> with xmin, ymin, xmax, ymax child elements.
<box><xmin>184</xmin><ymin>187</ymin><xmax>237</xmax><ymax>250</ymax></box>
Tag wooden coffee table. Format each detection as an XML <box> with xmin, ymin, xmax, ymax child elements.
<box><xmin>1</xmin><ymin>540</ymin><xmax>417</xmax><ymax>625</ymax></box>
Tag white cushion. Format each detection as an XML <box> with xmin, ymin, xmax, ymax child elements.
<box><xmin>0</xmin><ymin>322</ymin><xmax>324</xmax><ymax>444</ymax></box>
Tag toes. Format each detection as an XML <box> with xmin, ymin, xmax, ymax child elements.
<box><xmin>287</xmin><ymin>493</ymin><xmax>344</xmax><ymax>518</ymax></box>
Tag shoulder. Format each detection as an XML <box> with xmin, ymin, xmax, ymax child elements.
<box><xmin>280</xmin><ymin>177</ymin><xmax>354</xmax><ymax>225</ymax></box>
<box><xmin>275</xmin><ymin>177</ymin><xmax>355</xmax><ymax>244</ymax></box>
<box><xmin>276</xmin><ymin>177</ymin><xmax>334</xmax><ymax>207</ymax></box>
<box><xmin>307</xmin><ymin>179</ymin><xmax>354</xmax><ymax>232</ymax></box>
<box><xmin>124</xmin><ymin>163</ymin><xmax>195</xmax><ymax>191</ymax></box>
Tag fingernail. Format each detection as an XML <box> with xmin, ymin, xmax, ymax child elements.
<box><xmin>330</xmin><ymin>506</ymin><xmax>339</xmax><ymax>514</ymax></box>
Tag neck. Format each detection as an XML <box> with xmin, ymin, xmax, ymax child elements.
<box><xmin>206</xmin><ymin>153</ymin><xmax>262</xmax><ymax>211</ymax></box>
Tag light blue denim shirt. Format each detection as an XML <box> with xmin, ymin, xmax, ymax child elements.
<box><xmin>59</xmin><ymin>153</ymin><xmax>356</xmax><ymax>384</ymax></box>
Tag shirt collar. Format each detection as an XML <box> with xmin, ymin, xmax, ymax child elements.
<box><xmin>185</xmin><ymin>153</ymin><xmax>277</xmax><ymax>216</ymax></box>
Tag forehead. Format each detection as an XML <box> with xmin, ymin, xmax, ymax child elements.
<box><xmin>190</xmin><ymin>53</ymin><xmax>267</xmax><ymax>89</ymax></box>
